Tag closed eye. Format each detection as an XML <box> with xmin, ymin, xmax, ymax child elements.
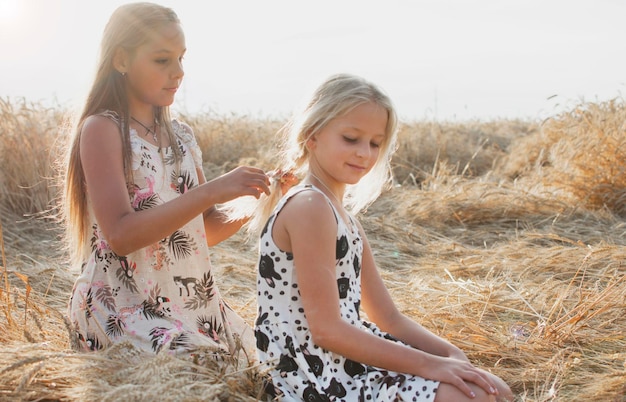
<box><xmin>155</xmin><ymin>56</ymin><xmax>184</xmax><ymax>65</ymax></box>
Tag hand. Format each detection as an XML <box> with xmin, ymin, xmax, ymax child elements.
<box><xmin>448</xmin><ymin>346</ymin><xmax>470</xmax><ymax>363</ymax></box>
<box><xmin>269</xmin><ymin>169</ymin><xmax>299</xmax><ymax>195</ymax></box>
<box><xmin>210</xmin><ymin>166</ymin><xmax>271</xmax><ymax>203</ymax></box>
<box><xmin>430</xmin><ymin>356</ymin><xmax>499</xmax><ymax>399</ymax></box>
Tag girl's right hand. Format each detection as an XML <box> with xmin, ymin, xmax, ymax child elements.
<box><xmin>209</xmin><ymin>166</ymin><xmax>270</xmax><ymax>203</ymax></box>
<box><xmin>431</xmin><ymin>356</ymin><xmax>498</xmax><ymax>399</ymax></box>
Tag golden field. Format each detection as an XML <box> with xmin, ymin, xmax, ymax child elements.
<box><xmin>0</xmin><ymin>97</ymin><xmax>625</xmax><ymax>401</ymax></box>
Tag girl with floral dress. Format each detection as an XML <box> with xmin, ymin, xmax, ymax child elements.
<box><xmin>64</xmin><ymin>2</ymin><xmax>271</xmax><ymax>362</ymax></box>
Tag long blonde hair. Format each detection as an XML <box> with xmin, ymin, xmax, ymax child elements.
<box><xmin>227</xmin><ymin>73</ymin><xmax>398</xmax><ymax>236</ymax></box>
<box><xmin>63</xmin><ymin>2</ymin><xmax>182</xmax><ymax>267</ymax></box>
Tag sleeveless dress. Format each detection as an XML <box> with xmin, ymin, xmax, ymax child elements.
<box><xmin>67</xmin><ymin>113</ymin><xmax>252</xmax><ymax>360</ymax></box>
<box><xmin>255</xmin><ymin>185</ymin><xmax>439</xmax><ymax>401</ymax></box>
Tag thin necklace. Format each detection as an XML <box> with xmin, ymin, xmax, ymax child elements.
<box><xmin>131</xmin><ymin>117</ymin><xmax>158</xmax><ymax>143</ymax></box>
<box><xmin>310</xmin><ymin>173</ymin><xmax>343</xmax><ymax>206</ymax></box>
<box><xmin>310</xmin><ymin>173</ymin><xmax>357</xmax><ymax>233</ymax></box>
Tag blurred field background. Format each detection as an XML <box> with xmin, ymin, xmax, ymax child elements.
<box><xmin>0</xmin><ymin>97</ymin><xmax>625</xmax><ymax>401</ymax></box>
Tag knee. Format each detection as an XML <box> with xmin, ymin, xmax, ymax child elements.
<box><xmin>484</xmin><ymin>371</ymin><xmax>514</xmax><ymax>402</ymax></box>
<box><xmin>434</xmin><ymin>382</ymin><xmax>493</xmax><ymax>402</ymax></box>
<box><xmin>434</xmin><ymin>377</ymin><xmax>514</xmax><ymax>402</ymax></box>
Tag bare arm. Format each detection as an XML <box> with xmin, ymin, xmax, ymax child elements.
<box><xmin>80</xmin><ymin>115</ymin><xmax>269</xmax><ymax>256</ymax></box>
<box><xmin>277</xmin><ymin>192</ymin><xmax>496</xmax><ymax>399</ymax></box>
<box><xmin>357</xmin><ymin>220</ymin><xmax>468</xmax><ymax>361</ymax></box>
<box><xmin>195</xmin><ymin>167</ymin><xmax>248</xmax><ymax>246</ymax></box>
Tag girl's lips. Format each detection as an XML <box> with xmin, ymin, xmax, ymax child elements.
<box><xmin>347</xmin><ymin>163</ymin><xmax>366</xmax><ymax>171</ymax></box>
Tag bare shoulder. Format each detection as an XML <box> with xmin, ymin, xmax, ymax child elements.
<box><xmin>286</xmin><ymin>188</ymin><xmax>333</xmax><ymax>216</ymax></box>
<box><xmin>278</xmin><ymin>189</ymin><xmax>336</xmax><ymax>231</ymax></box>
<box><xmin>273</xmin><ymin>187</ymin><xmax>337</xmax><ymax>252</ymax></box>
<box><xmin>81</xmin><ymin>114</ymin><xmax>122</xmax><ymax>146</ymax></box>
<box><xmin>79</xmin><ymin>114</ymin><xmax>124</xmax><ymax>168</ymax></box>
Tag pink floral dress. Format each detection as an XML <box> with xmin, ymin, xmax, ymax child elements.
<box><xmin>67</xmin><ymin>113</ymin><xmax>252</xmax><ymax>359</ymax></box>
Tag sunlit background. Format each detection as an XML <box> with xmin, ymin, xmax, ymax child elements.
<box><xmin>1</xmin><ymin>0</ymin><xmax>625</xmax><ymax>121</ymax></box>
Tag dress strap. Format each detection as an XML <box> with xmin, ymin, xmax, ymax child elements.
<box><xmin>275</xmin><ymin>184</ymin><xmax>340</xmax><ymax>225</ymax></box>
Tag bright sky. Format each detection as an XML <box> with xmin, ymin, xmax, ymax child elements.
<box><xmin>1</xmin><ymin>0</ymin><xmax>625</xmax><ymax>121</ymax></box>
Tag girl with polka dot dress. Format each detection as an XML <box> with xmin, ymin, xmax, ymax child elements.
<box><xmin>245</xmin><ymin>74</ymin><xmax>513</xmax><ymax>401</ymax></box>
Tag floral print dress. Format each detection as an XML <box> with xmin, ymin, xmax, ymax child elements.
<box><xmin>68</xmin><ymin>113</ymin><xmax>252</xmax><ymax>359</ymax></box>
<box><xmin>255</xmin><ymin>185</ymin><xmax>439</xmax><ymax>401</ymax></box>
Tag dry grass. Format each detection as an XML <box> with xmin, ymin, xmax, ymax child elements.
<box><xmin>1</xmin><ymin>97</ymin><xmax>625</xmax><ymax>401</ymax></box>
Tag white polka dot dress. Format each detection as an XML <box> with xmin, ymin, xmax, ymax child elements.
<box><xmin>255</xmin><ymin>185</ymin><xmax>439</xmax><ymax>401</ymax></box>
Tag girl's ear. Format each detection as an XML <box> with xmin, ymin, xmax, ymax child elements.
<box><xmin>113</xmin><ymin>48</ymin><xmax>130</xmax><ymax>74</ymax></box>
<box><xmin>305</xmin><ymin>132</ymin><xmax>317</xmax><ymax>150</ymax></box>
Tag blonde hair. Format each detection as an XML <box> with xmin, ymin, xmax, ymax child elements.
<box><xmin>64</xmin><ymin>2</ymin><xmax>182</xmax><ymax>267</ymax></box>
<box><xmin>228</xmin><ymin>73</ymin><xmax>398</xmax><ymax>235</ymax></box>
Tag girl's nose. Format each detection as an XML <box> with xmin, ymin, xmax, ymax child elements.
<box><xmin>173</xmin><ymin>61</ymin><xmax>184</xmax><ymax>79</ymax></box>
<box><xmin>356</xmin><ymin>142</ymin><xmax>370</xmax><ymax>158</ymax></box>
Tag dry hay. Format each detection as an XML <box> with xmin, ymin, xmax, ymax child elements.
<box><xmin>359</xmin><ymin>165</ymin><xmax>626</xmax><ymax>401</ymax></box>
<box><xmin>393</xmin><ymin>118</ymin><xmax>538</xmax><ymax>184</ymax></box>
<box><xmin>1</xmin><ymin>99</ymin><xmax>626</xmax><ymax>401</ymax></box>
<box><xmin>178</xmin><ymin>110</ymin><xmax>284</xmax><ymax>176</ymax></box>
<box><xmin>0</xmin><ymin>341</ymin><xmax>266</xmax><ymax>402</ymax></box>
<box><xmin>0</xmin><ymin>98</ymin><xmax>67</xmax><ymax>218</ymax></box>
<box><xmin>0</xmin><ymin>207</ymin><xmax>266</xmax><ymax>402</ymax></box>
<box><xmin>499</xmin><ymin>100</ymin><xmax>626</xmax><ymax>217</ymax></box>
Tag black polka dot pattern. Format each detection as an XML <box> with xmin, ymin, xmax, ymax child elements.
<box><xmin>255</xmin><ymin>186</ymin><xmax>439</xmax><ymax>401</ymax></box>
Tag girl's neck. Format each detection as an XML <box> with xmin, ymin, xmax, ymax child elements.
<box><xmin>130</xmin><ymin>116</ymin><xmax>159</xmax><ymax>144</ymax></box>
<box><xmin>307</xmin><ymin>172</ymin><xmax>344</xmax><ymax>206</ymax></box>
<box><xmin>128</xmin><ymin>103</ymin><xmax>157</xmax><ymax>126</ymax></box>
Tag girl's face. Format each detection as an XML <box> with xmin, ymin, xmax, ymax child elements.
<box><xmin>123</xmin><ymin>22</ymin><xmax>186</xmax><ymax>109</ymax></box>
<box><xmin>308</xmin><ymin>101</ymin><xmax>388</xmax><ymax>186</ymax></box>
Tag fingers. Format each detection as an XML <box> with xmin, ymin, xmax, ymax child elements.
<box><xmin>247</xmin><ymin>169</ymin><xmax>270</xmax><ymax>198</ymax></box>
<box><xmin>268</xmin><ymin>168</ymin><xmax>299</xmax><ymax>194</ymax></box>
<box><xmin>455</xmin><ymin>367</ymin><xmax>499</xmax><ymax>399</ymax></box>
<box><xmin>250</xmin><ymin>168</ymin><xmax>271</xmax><ymax>197</ymax></box>
<box><xmin>230</xmin><ymin>166</ymin><xmax>299</xmax><ymax>199</ymax></box>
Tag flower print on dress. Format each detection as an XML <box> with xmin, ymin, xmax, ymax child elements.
<box><xmin>105</xmin><ymin>301</ymin><xmax>145</xmax><ymax>338</ymax></box>
<box><xmin>90</xmin><ymin>224</ymin><xmax>116</xmax><ymax>271</ymax></box>
<box><xmin>141</xmin><ymin>284</ymin><xmax>172</xmax><ymax>319</ymax></box>
<box><xmin>77</xmin><ymin>332</ymin><xmax>103</xmax><ymax>351</ymax></box>
<box><xmin>197</xmin><ymin>314</ymin><xmax>223</xmax><ymax>343</ymax></box>
<box><xmin>115</xmin><ymin>256</ymin><xmax>139</xmax><ymax>293</ymax></box>
<box><xmin>170</xmin><ymin>168</ymin><xmax>195</xmax><ymax>194</ymax></box>
<box><xmin>90</xmin><ymin>281</ymin><xmax>118</xmax><ymax>312</ymax></box>
<box><xmin>183</xmin><ymin>271</ymin><xmax>215</xmax><ymax>310</ymax></box>
<box><xmin>166</xmin><ymin>229</ymin><xmax>197</xmax><ymax>260</ymax></box>
<box><xmin>138</xmin><ymin>145</ymin><xmax>161</xmax><ymax>176</ymax></box>
<box><xmin>149</xmin><ymin>319</ymin><xmax>191</xmax><ymax>353</ymax></box>
<box><xmin>132</xmin><ymin>175</ymin><xmax>159</xmax><ymax>211</ymax></box>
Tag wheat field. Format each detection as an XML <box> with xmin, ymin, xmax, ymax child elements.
<box><xmin>0</xmin><ymin>97</ymin><xmax>625</xmax><ymax>401</ymax></box>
